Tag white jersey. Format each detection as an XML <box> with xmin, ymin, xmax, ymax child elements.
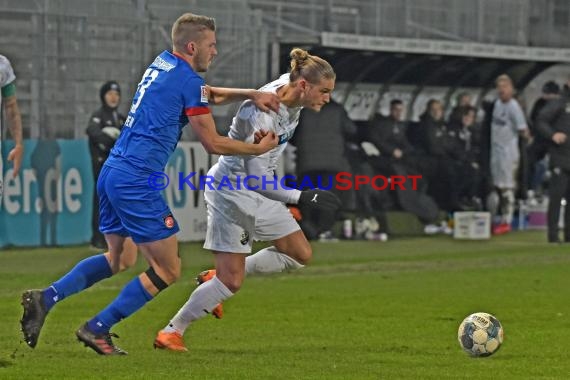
<box><xmin>0</xmin><ymin>55</ymin><xmax>16</xmax><ymax>137</ymax></box>
<box><xmin>490</xmin><ymin>98</ymin><xmax>527</xmax><ymax>161</ymax></box>
<box><xmin>213</xmin><ymin>74</ymin><xmax>301</xmax><ymax>203</ymax></box>
<box><xmin>204</xmin><ymin>74</ymin><xmax>303</xmax><ymax>252</ymax></box>
<box><xmin>0</xmin><ymin>55</ymin><xmax>16</xmax><ymax>196</ymax></box>
<box><xmin>490</xmin><ymin>98</ymin><xmax>527</xmax><ymax>188</ymax></box>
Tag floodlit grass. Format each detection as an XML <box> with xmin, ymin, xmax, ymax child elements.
<box><xmin>1</xmin><ymin>231</ymin><xmax>569</xmax><ymax>379</ymax></box>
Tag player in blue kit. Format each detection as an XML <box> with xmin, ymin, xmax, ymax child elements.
<box><xmin>20</xmin><ymin>12</ymin><xmax>279</xmax><ymax>355</ymax></box>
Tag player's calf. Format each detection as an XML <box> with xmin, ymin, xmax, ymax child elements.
<box><xmin>196</xmin><ymin>270</ymin><xmax>223</xmax><ymax>319</ymax></box>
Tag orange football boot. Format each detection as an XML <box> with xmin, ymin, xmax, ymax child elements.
<box><xmin>153</xmin><ymin>330</ymin><xmax>188</xmax><ymax>352</ymax></box>
<box><xmin>196</xmin><ymin>270</ymin><xmax>224</xmax><ymax>319</ymax></box>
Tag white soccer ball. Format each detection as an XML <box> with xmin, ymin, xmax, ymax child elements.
<box><xmin>458</xmin><ymin>312</ymin><xmax>504</xmax><ymax>357</ymax></box>
<box><xmin>102</xmin><ymin>126</ymin><xmax>121</xmax><ymax>140</ymax></box>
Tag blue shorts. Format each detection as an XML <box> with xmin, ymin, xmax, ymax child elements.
<box><xmin>97</xmin><ymin>165</ymin><xmax>179</xmax><ymax>243</ymax></box>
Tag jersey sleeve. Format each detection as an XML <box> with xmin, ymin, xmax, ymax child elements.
<box><xmin>0</xmin><ymin>55</ymin><xmax>16</xmax><ymax>88</ymax></box>
<box><xmin>244</xmin><ymin>153</ymin><xmax>301</xmax><ymax>204</ymax></box>
<box><xmin>183</xmin><ymin>76</ymin><xmax>210</xmax><ymax>116</ymax></box>
<box><xmin>1</xmin><ymin>82</ymin><xmax>15</xmax><ymax>98</ymax></box>
<box><xmin>510</xmin><ymin>101</ymin><xmax>528</xmax><ymax>131</ymax></box>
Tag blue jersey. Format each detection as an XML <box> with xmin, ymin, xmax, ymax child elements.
<box><xmin>106</xmin><ymin>50</ymin><xmax>210</xmax><ymax>173</ymax></box>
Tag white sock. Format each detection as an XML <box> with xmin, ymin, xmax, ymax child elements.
<box><xmin>164</xmin><ymin>276</ymin><xmax>233</xmax><ymax>335</ymax></box>
<box><xmin>500</xmin><ymin>189</ymin><xmax>515</xmax><ymax>224</ymax></box>
<box><xmin>245</xmin><ymin>246</ymin><xmax>304</xmax><ymax>275</ymax></box>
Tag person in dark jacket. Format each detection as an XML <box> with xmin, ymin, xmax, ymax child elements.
<box><xmin>291</xmin><ymin>98</ymin><xmax>357</xmax><ymax>240</ymax></box>
<box><xmin>365</xmin><ymin>99</ymin><xmax>440</xmax><ymax>233</ymax></box>
<box><xmin>447</xmin><ymin>92</ymin><xmax>473</xmax><ymax>127</ymax></box>
<box><xmin>535</xmin><ymin>80</ymin><xmax>570</xmax><ymax>242</ymax></box>
<box><xmin>368</xmin><ymin>99</ymin><xmax>414</xmax><ymax>161</ymax></box>
<box><xmin>527</xmin><ymin>81</ymin><xmax>560</xmax><ymax>195</ymax></box>
<box><xmin>86</xmin><ymin>81</ymin><xmax>125</xmax><ymax>249</ymax></box>
<box><xmin>448</xmin><ymin>105</ymin><xmax>483</xmax><ymax>208</ymax></box>
<box><xmin>418</xmin><ymin>99</ymin><xmax>462</xmax><ymax>211</ymax></box>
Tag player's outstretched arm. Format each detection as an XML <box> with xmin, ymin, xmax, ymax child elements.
<box><xmin>189</xmin><ymin>113</ymin><xmax>277</xmax><ymax>155</ymax></box>
<box><xmin>4</xmin><ymin>94</ymin><xmax>23</xmax><ymax>178</ymax></box>
<box><xmin>206</xmin><ymin>85</ymin><xmax>279</xmax><ymax>113</ymax></box>
<box><xmin>243</xmin><ymin>155</ymin><xmax>341</xmax><ymax>213</ymax></box>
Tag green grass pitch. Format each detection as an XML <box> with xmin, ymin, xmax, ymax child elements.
<box><xmin>1</xmin><ymin>231</ymin><xmax>569</xmax><ymax>379</ymax></box>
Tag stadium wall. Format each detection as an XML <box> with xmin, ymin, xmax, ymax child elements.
<box><xmin>0</xmin><ymin>141</ymin><xmax>214</xmax><ymax>247</ymax></box>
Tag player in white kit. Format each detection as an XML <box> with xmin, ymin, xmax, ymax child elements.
<box><xmin>0</xmin><ymin>54</ymin><xmax>24</xmax><ymax>199</ymax></box>
<box><xmin>154</xmin><ymin>48</ymin><xmax>340</xmax><ymax>351</ymax></box>
<box><xmin>488</xmin><ymin>74</ymin><xmax>529</xmax><ymax>234</ymax></box>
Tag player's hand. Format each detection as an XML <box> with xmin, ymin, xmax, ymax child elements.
<box><xmin>7</xmin><ymin>143</ymin><xmax>23</xmax><ymax>178</ymax></box>
<box><xmin>254</xmin><ymin>129</ymin><xmax>269</xmax><ymax>144</ymax></box>
<box><xmin>251</xmin><ymin>91</ymin><xmax>280</xmax><ymax>113</ymax></box>
<box><xmin>552</xmin><ymin>132</ymin><xmax>567</xmax><ymax>145</ymax></box>
<box><xmin>255</xmin><ymin>132</ymin><xmax>278</xmax><ymax>154</ymax></box>
<box><xmin>298</xmin><ymin>189</ymin><xmax>342</xmax><ymax>212</ymax></box>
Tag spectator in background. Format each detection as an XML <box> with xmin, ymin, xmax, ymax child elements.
<box><xmin>364</xmin><ymin>99</ymin><xmax>440</xmax><ymax>236</ymax></box>
<box><xmin>535</xmin><ymin>78</ymin><xmax>570</xmax><ymax>243</ymax></box>
<box><xmin>418</xmin><ymin>99</ymin><xmax>462</xmax><ymax>212</ymax></box>
<box><xmin>367</xmin><ymin>99</ymin><xmax>414</xmax><ymax>165</ymax></box>
<box><xmin>0</xmin><ymin>54</ymin><xmax>24</xmax><ymax>191</ymax></box>
<box><xmin>487</xmin><ymin>74</ymin><xmax>529</xmax><ymax>235</ymax></box>
<box><xmin>86</xmin><ymin>81</ymin><xmax>125</xmax><ymax>250</ymax></box>
<box><xmin>527</xmin><ymin>81</ymin><xmax>560</xmax><ymax>199</ymax></box>
<box><xmin>291</xmin><ymin>98</ymin><xmax>356</xmax><ymax>240</ymax></box>
<box><xmin>365</xmin><ymin>99</ymin><xmax>415</xmax><ymax>232</ymax></box>
<box><xmin>448</xmin><ymin>91</ymin><xmax>473</xmax><ymax>126</ymax></box>
<box><xmin>447</xmin><ymin>105</ymin><xmax>483</xmax><ymax>209</ymax></box>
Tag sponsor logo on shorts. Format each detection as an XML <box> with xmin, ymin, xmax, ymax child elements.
<box><xmin>240</xmin><ymin>230</ymin><xmax>249</xmax><ymax>245</ymax></box>
<box><xmin>164</xmin><ymin>214</ymin><xmax>175</xmax><ymax>229</ymax></box>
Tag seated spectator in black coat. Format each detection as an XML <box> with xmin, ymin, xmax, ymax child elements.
<box><xmin>448</xmin><ymin>92</ymin><xmax>473</xmax><ymax>127</ymax></box>
<box><xmin>368</xmin><ymin>99</ymin><xmax>413</xmax><ymax>160</ymax></box>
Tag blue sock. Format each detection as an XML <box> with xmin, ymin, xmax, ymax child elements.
<box><xmin>42</xmin><ymin>254</ymin><xmax>112</xmax><ymax>311</ymax></box>
<box><xmin>87</xmin><ymin>276</ymin><xmax>153</xmax><ymax>335</ymax></box>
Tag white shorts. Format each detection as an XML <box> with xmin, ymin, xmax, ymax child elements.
<box><xmin>203</xmin><ymin>186</ymin><xmax>301</xmax><ymax>254</ymax></box>
<box><xmin>490</xmin><ymin>151</ymin><xmax>519</xmax><ymax>189</ymax></box>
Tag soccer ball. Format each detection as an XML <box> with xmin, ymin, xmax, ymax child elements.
<box><xmin>458</xmin><ymin>312</ymin><xmax>504</xmax><ymax>357</ymax></box>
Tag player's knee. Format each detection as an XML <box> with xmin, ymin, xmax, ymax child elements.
<box><xmin>119</xmin><ymin>254</ymin><xmax>137</xmax><ymax>271</ymax></box>
<box><xmin>119</xmin><ymin>246</ymin><xmax>138</xmax><ymax>271</ymax></box>
<box><xmin>218</xmin><ymin>275</ymin><xmax>243</xmax><ymax>293</ymax></box>
<box><xmin>160</xmin><ymin>265</ymin><xmax>181</xmax><ymax>284</ymax></box>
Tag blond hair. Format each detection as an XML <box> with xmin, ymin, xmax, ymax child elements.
<box><xmin>171</xmin><ymin>13</ymin><xmax>216</xmax><ymax>51</ymax></box>
<box><xmin>495</xmin><ymin>74</ymin><xmax>513</xmax><ymax>86</ymax></box>
<box><xmin>289</xmin><ymin>48</ymin><xmax>335</xmax><ymax>84</ymax></box>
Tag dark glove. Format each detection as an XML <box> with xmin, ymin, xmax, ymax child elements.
<box><xmin>298</xmin><ymin>189</ymin><xmax>342</xmax><ymax>212</ymax></box>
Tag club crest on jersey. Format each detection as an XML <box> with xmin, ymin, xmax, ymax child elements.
<box><xmin>164</xmin><ymin>214</ymin><xmax>175</xmax><ymax>229</ymax></box>
<box><xmin>240</xmin><ymin>230</ymin><xmax>250</xmax><ymax>245</ymax></box>
<box><xmin>200</xmin><ymin>86</ymin><xmax>208</xmax><ymax>103</ymax></box>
